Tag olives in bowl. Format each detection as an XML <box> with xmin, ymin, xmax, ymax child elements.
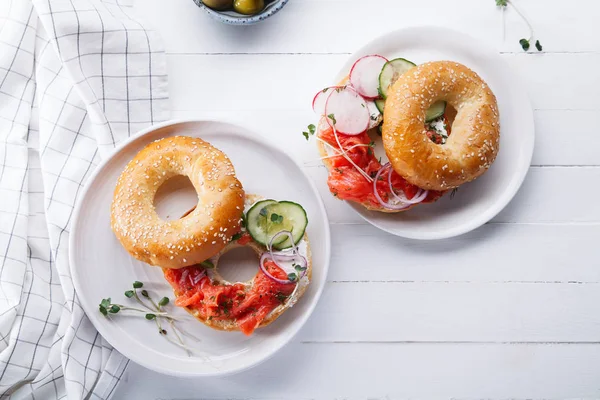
<box><xmin>202</xmin><ymin>0</ymin><xmax>233</xmax><ymax>10</ymax></box>
<box><xmin>202</xmin><ymin>0</ymin><xmax>265</xmax><ymax>15</ymax></box>
<box><xmin>193</xmin><ymin>0</ymin><xmax>289</xmax><ymax>24</ymax></box>
<box><xmin>233</xmin><ymin>0</ymin><xmax>265</xmax><ymax>15</ymax></box>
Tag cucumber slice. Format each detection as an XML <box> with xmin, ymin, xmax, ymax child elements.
<box><xmin>375</xmin><ymin>99</ymin><xmax>386</xmax><ymax>113</ymax></box>
<box><xmin>378</xmin><ymin>58</ymin><xmax>416</xmax><ymax>99</ymax></box>
<box><xmin>425</xmin><ymin>100</ymin><xmax>446</xmax><ymax>122</ymax></box>
<box><xmin>262</xmin><ymin>201</ymin><xmax>308</xmax><ymax>250</ymax></box>
<box><xmin>246</xmin><ymin>200</ymin><xmax>287</xmax><ymax>247</ymax></box>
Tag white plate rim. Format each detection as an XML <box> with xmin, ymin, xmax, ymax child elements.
<box><xmin>69</xmin><ymin>118</ymin><xmax>331</xmax><ymax>377</ymax></box>
<box><xmin>334</xmin><ymin>26</ymin><xmax>535</xmax><ymax>240</ymax></box>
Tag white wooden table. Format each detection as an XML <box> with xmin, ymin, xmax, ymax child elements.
<box><xmin>114</xmin><ymin>0</ymin><xmax>600</xmax><ymax>398</ymax></box>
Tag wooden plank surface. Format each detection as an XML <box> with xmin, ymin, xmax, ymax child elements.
<box><xmin>118</xmin><ymin>343</ymin><xmax>600</xmax><ymax>399</ymax></box>
<box><xmin>116</xmin><ymin>0</ymin><xmax>600</xmax><ymax>398</ymax></box>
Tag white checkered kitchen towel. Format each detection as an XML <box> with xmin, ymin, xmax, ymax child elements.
<box><xmin>0</xmin><ymin>0</ymin><xmax>168</xmax><ymax>398</ymax></box>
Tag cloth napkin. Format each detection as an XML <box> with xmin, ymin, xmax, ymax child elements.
<box><xmin>0</xmin><ymin>0</ymin><xmax>168</xmax><ymax>398</ymax></box>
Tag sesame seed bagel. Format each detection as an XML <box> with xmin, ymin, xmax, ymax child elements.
<box><xmin>382</xmin><ymin>61</ymin><xmax>500</xmax><ymax>190</ymax></box>
<box><xmin>111</xmin><ymin>136</ymin><xmax>245</xmax><ymax>269</ymax></box>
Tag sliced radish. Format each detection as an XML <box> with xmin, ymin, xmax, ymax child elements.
<box><xmin>349</xmin><ymin>55</ymin><xmax>388</xmax><ymax>99</ymax></box>
<box><xmin>324</xmin><ymin>87</ymin><xmax>370</xmax><ymax>135</ymax></box>
<box><xmin>366</xmin><ymin>101</ymin><xmax>382</xmax><ymax>130</ymax></box>
<box><xmin>312</xmin><ymin>86</ymin><xmax>340</xmax><ymax>116</ymax></box>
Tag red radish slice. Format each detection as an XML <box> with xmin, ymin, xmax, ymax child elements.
<box><xmin>349</xmin><ymin>55</ymin><xmax>388</xmax><ymax>99</ymax></box>
<box><xmin>324</xmin><ymin>87</ymin><xmax>370</xmax><ymax>135</ymax></box>
<box><xmin>312</xmin><ymin>86</ymin><xmax>340</xmax><ymax>116</ymax></box>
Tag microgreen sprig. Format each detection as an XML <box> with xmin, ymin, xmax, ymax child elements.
<box><xmin>99</xmin><ymin>281</ymin><xmax>199</xmax><ymax>355</ymax></box>
<box><xmin>231</xmin><ymin>232</ymin><xmax>243</xmax><ymax>241</ymax></box>
<box><xmin>302</xmin><ymin>124</ymin><xmax>316</xmax><ymax>141</ymax></box>
<box><xmin>287</xmin><ymin>263</ymin><xmax>308</xmax><ymax>283</ymax></box>
<box><xmin>270</xmin><ymin>213</ymin><xmax>284</xmax><ymax>224</ymax></box>
<box><xmin>495</xmin><ymin>0</ymin><xmax>542</xmax><ymax>52</ymax></box>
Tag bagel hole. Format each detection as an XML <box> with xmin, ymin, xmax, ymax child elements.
<box><xmin>153</xmin><ymin>175</ymin><xmax>198</xmax><ymax>220</ymax></box>
<box><xmin>217</xmin><ymin>246</ymin><xmax>260</xmax><ymax>283</ymax></box>
<box><xmin>426</xmin><ymin>104</ymin><xmax>457</xmax><ymax>145</ymax></box>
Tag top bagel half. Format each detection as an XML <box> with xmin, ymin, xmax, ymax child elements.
<box><xmin>382</xmin><ymin>61</ymin><xmax>500</xmax><ymax>191</ymax></box>
<box><xmin>111</xmin><ymin>136</ymin><xmax>245</xmax><ymax>269</ymax></box>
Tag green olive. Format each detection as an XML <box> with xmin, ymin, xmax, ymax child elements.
<box><xmin>233</xmin><ymin>0</ymin><xmax>265</xmax><ymax>15</ymax></box>
<box><xmin>202</xmin><ymin>0</ymin><xmax>234</xmax><ymax>11</ymax></box>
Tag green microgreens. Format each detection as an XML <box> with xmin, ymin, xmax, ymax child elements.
<box><xmin>287</xmin><ymin>273</ymin><xmax>298</xmax><ymax>282</ymax></box>
<box><xmin>450</xmin><ymin>188</ymin><xmax>459</xmax><ymax>199</ymax></box>
<box><xmin>495</xmin><ymin>0</ymin><xmax>542</xmax><ymax>52</ymax></box>
<box><xmin>275</xmin><ymin>292</ymin><xmax>288</xmax><ymax>303</ymax></box>
<box><xmin>302</xmin><ymin>123</ymin><xmax>316</xmax><ymax>141</ymax></box>
<box><xmin>259</xmin><ymin>207</ymin><xmax>268</xmax><ymax>217</ymax></box>
<box><xmin>200</xmin><ymin>260</ymin><xmax>215</xmax><ymax>269</ymax></box>
<box><xmin>327</xmin><ymin>114</ymin><xmax>336</xmax><ymax>125</ymax></box>
<box><xmin>294</xmin><ymin>263</ymin><xmax>307</xmax><ymax>273</ymax></box>
<box><xmin>270</xmin><ymin>213</ymin><xmax>284</xmax><ymax>224</ymax></box>
<box><xmin>367</xmin><ymin>140</ymin><xmax>375</xmax><ymax>156</ymax></box>
<box><xmin>286</xmin><ymin>263</ymin><xmax>307</xmax><ymax>283</ymax></box>
<box><xmin>159</xmin><ymin>297</ymin><xmax>169</xmax><ymax>307</ymax></box>
<box><xmin>231</xmin><ymin>232</ymin><xmax>243</xmax><ymax>242</ymax></box>
<box><xmin>99</xmin><ymin>281</ymin><xmax>199</xmax><ymax>356</ymax></box>
<box><xmin>240</xmin><ymin>212</ymin><xmax>247</xmax><ymax>228</ymax></box>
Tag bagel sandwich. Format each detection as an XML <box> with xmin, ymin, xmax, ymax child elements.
<box><xmin>309</xmin><ymin>57</ymin><xmax>499</xmax><ymax>212</ymax></box>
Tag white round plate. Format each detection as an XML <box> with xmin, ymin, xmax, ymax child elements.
<box><xmin>334</xmin><ymin>26</ymin><xmax>534</xmax><ymax>240</ymax></box>
<box><xmin>69</xmin><ymin>120</ymin><xmax>330</xmax><ymax>377</ymax></box>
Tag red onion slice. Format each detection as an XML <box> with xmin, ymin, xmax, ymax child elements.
<box><xmin>191</xmin><ymin>269</ymin><xmax>206</xmax><ymax>285</ymax></box>
<box><xmin>386</xmin><ymin>165</ymin><xmax>429</xmax><ymax>204</ymax></box>
<box><xmin>259</xmin><ymin>252</ymin><xmax>308</xmax><ymax>285</ymax></box>
<box><xmin>181</xmin><ymin>267</ymin><xmax>206</xmax><ymax>287</ymax></box>
<box><xmin>180</xmin><ymin>269</ymin><xmax>189</xmax><ymax>286</ymax></box>
<box><xmin>268</xmin><ymin>230</ymin><xmax>296</xmax><ymax>253</ymax></box>
<box><xmin>259</xmin><ymin>230</ymin><xmax>308</xmax><ymax>285</ymax></box>
<box><xmin>373</xmin><ymin>164</ymin><xmax>411</xmax><ymax>210</ymax></box>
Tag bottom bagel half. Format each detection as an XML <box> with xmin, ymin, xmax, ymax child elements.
<box><xmin>162</xmin><ymin>194</ymin><xmax>312</xmax><ymax>336</ymax></box>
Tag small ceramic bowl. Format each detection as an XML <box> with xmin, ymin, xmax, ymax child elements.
<box><xmin>192</xmin><ymin>0</ymin><xmax>289</xmax><ymax>25</ymax></box>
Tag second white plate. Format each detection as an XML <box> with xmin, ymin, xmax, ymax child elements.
<box><xmin>334</xmin><ymin>26</ymin><xmax>534</xmax><ymax>240</ymax></box>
